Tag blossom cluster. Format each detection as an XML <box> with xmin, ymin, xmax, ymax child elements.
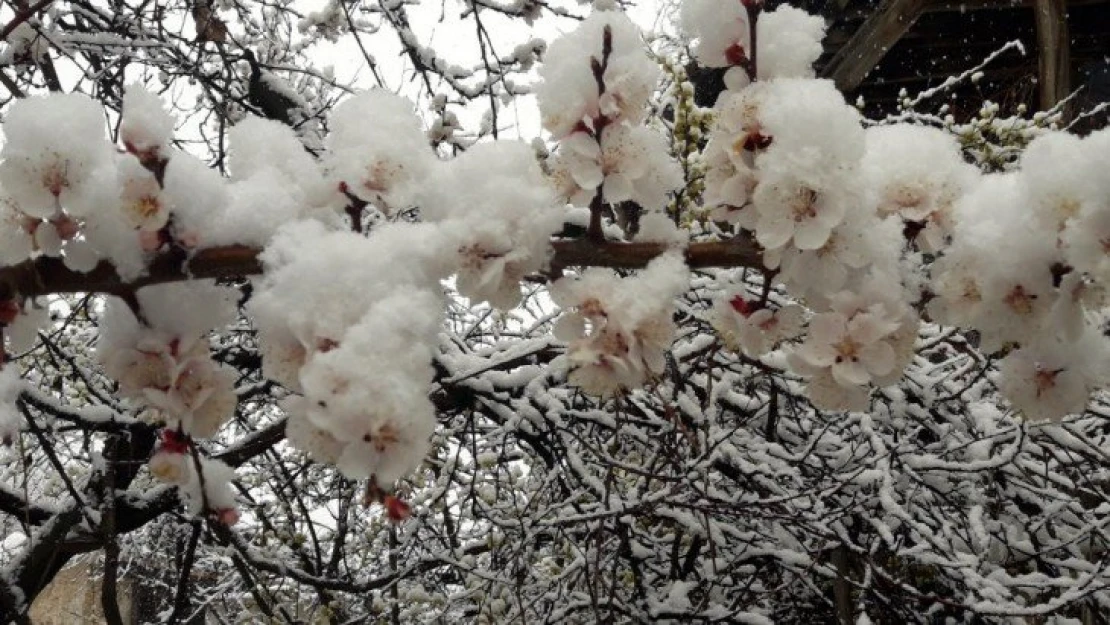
<box><xmin>551</xmin><ymin>253</ymin><xmax>689</xmax><ymax>396</ymax></box>
<box><xmin>540</xmin><ymin>10</ymin><xmax>683</xmax><ymax>226</ymax></box>
<box><xmin>2</xmin><ymin>1</ymin><xmax>1110</xmax><ymax>531</ymax></box>
<box><xmin>683</xmin><ymin>0</ymin><xmax>1109</xmax><ymax>419</ymax></box>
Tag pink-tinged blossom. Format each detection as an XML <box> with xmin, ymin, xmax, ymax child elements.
<box><xmin>1019</xmin><ymin>131</ymin><xmax>1104</xmax><ymax>232</ymax></box>
<box><xmin>555</xmin><ymin>125</ymin><xmax>682</xmax><ymax>209</ymax></box>
<box><xmin>788</xmin><ymin>290</ymin><xmax>918</xmax><ymax>410</ymax></box>
<box><xmin>713</xmin><ymin>294</ymin><xmax>804</xmax><ymax>357</ymax></box>
<box><xmin>283</xmin><ymin>396</ymin><xmax>344</xmax><ymax>464</ymax></box>
<box><xmin>702</xmin><ymin>88</ymin><xmax>766</xmax><ymax>226</ymax></box>
<box><xmin>0</xmin><ymin>196</ymin><xmax>37</xmax><ymax>267</ymax></box>
<box><xmin>141</xmin><ymin>354</ymin><xmax>239</xmax><ymax>439</ymax></box>
<box><xmin>997</xmin><ymin>338</ymin><xmax>1102</xmax><ymax>422</ymax></box>
<box><xmin>148</xmin><ymin>447</ymin><xmax>189</xmax><ymax>485</ymax></box>
<box><xmin>115</xmin><ymin>157</ymin><xmax>170</xmax><ymax>232</ymax></box>
<box><xmin>551</xmin><ymin>253</ymin><xmax>688</xmax><ymax>396</ymax></box>
<box><xmin>98</xmin><ymin>283</ymin><xmax>238</xmax><ymax>438</ymax></box>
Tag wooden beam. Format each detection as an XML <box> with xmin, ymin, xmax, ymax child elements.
<box><xmin>822</xmin><ymin>0</ymin><xmax>930</xmax><ymax>92</ymax></box>
<box><xmin>925</xmin><ymin>0</ymin><xmax>1106</xmax><ymax>13</ymax></box>
<box><xmin>1034</xmin><ymin>0</ymin><xmax>1071</xmax><ymax>110</ymax></box>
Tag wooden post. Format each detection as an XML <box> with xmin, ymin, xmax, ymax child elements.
<box><xmin>1034</xmin><ymin>0</ymin><xmax>1071</xmax><ymax>111</ymax></box>
<box><xmin>822</xmin><ymin>0</ymin><xmax>929</xmax><ymax>93</ymax></box>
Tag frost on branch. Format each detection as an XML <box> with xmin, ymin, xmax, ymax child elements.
<box><xmin>0</xmin><ymin>367</ymin><xmax>23</xmax><ymax>445</ymax></box>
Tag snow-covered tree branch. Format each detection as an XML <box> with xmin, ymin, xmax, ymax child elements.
<box><xmin>1</xmin><ymin>0</ymin><xmax>1109</xmax><ymax>622</ymax></box>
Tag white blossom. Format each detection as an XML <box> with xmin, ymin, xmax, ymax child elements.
<box><xmin>552</xmin><ymin>253</ymin><xmax>688</xmax><ymax>396</ymax></box>
<box><xmin>0</xmin><ymin>93</ymin><xmax>112</xmax><ymax>218</ymax></box>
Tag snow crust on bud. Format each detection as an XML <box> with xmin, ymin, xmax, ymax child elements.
<box><xmin>552</xmin><ymin>253</ymin><xmax>689</xmax><ymax>396</ymax></box>
<box><xmin>120</xmin><ymin>85</ymin><xmax>175</xmax><ymax>160</ymax></box>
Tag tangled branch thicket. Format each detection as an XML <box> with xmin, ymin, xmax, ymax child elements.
<box><xmin>1</xmin><ymin>0</ymin><xmax>1109</xmax><ymax>623</ymax></box>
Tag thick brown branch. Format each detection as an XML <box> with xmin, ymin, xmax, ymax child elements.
<box><xmin>0</xmin><ymin>236</ymin><xmax>763</xmax><ymax>301</ymax></box>
<box><xmin>0</xmin><ymin>245</ymin><xmax>264</xmax><ymax>302</ymax></box>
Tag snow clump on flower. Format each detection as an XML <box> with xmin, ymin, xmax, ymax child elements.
<box><xmin>862</xmin><ymin>124</ymin><xmax>980</xmax><ymax>251</ymax></box>
<box><xmin>250</xmin><ymin>220</ymin><xmax>448</xmax><ymax>486</ymax></box>
<box><xmin>0</xmin><ymin>93</ymin><xmax>113</xmax><ymax>219</ymax></box>
<box><xmin>421</xmin><ymin>141</ymin><xmax>565</xmax><ymax>309</ymax></box>
<box><xmin>322</xmin><ymin>90</ymin><xmax>436</xmax><ymax>213</ymax></box>
<box><xmin>98</xmin><ymin>282</ymin><xmax>238</xmax><ymax>438</ymax></box>
<box><xmin>535</xmin><ymin>10</ymin><xmax>659</xmax><ymax>138</ymax></box>
<box><xmin>681</xmin><ymin>2</ymin><xmax>825</xmax><ymax>89</ymax></box>
<box><xmin>119</xmin><ymin>85</ymin><xmax>176</xmax><ymax>163</ymax></box>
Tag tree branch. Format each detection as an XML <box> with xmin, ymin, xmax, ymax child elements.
<box><xmin>0</xmin><ymin>236</ymin><xmax>763</xmax><ymax>302</ymax></box>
